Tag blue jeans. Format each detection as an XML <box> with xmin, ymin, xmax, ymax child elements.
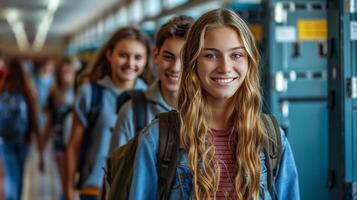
<box><xmin>2</xmin><ymin>142</ymin><xmax>28</xmax><ymax>200</ymax></box>
<box><xmin>80</xmin><ymin>195</ymin><xmax>98</xmax><ymax>200</ymax></box>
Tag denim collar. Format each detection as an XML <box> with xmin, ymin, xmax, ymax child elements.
<box><xmin>145</xmin><ymin>80</ymin><xmax>174</xmax><ymax>111</ymax></box>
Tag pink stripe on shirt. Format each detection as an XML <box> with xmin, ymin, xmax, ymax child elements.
<box><xmin>210</xmin><ymin>128</ymin><xmax>237</xmax><ymax>200</ymax></box>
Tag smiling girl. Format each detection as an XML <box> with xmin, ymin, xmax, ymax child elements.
<box><xmin>65</xmin><ymin>27</ymin><xmax>151</xmax><ymax>200</ymax></box>
<box><xmin>129</xmin><ymin>8</ymin><xmax>299</xmax><ymax>200</ymax></box>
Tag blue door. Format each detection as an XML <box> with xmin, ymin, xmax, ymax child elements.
<box><xmin>327</xmin><ymin>0</ymin><xmax>357</xmax><ymax>198</ymax></box>
<box><xmin>265</xmin><ymin>1</ymin><xmax>329</xmax><ymax>199</ymax></box>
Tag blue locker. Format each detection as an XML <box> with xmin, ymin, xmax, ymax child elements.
<box><xmin>327</xmin><ymin>0</ymin><xmax>357</xmax><ymax>199</ymax></box>
<box><xmin>264</xmin><ymin>1</ymin><xmax>329</xmax><ymax>199</ymax></box>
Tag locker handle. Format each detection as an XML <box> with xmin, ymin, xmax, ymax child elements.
<box><xmin>326</xmin><ymin>170</ymin><xmax>336</xmax><ymax>189</ymax></box>
<box><xmin>318</xmin><ymin>42</ymin><xmax>328</xmax><ymax>57</ymax></box>
<box><xmin>328</xmin><ymin>90</ymin><xmax>335</xmax><ymax>110</ymax></box>
<box><xmin>280</xmin><ymin>100</ymin><xmax>289</xmax><ymax>118</ymax></box>
<box><xmin>274</xmin><ymin>72</ymin><xmax>288</xmax><ymax>92</ymax></box>
<box><xmin>292</xmin><ymin>42</ymin><xmax>300</xmax><ymax>58</ymax></box>
<box><xmin>347</xmin><ymin>77</ymin><xmax>357</xmax><ymax>99</ymax></box>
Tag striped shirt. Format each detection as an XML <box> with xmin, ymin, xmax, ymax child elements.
<box><xmin>211</xmin><ymin>128</ymin><xmax>237</xmax><ymax>200</ymax></box>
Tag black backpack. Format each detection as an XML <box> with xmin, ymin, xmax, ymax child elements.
<box><xmin>47</xmin><ymin>95</ymin><xmax>72</xmax><ymax>138</ymax></box>
<box><xmin>105</xmin><ymin>110</ymin><xmax>180</xmax><ymax>200</ymax></box>
<box><xmin>75</xmin><ymin>83</ymin><xmax>147</xmax><ymax>189</ymax></box>
<box><xmin>109</xmin><ymin>89</ymin><xmax>148</xmax><ymax>150</ymax></box>
<box><xmin>105</xmin><ymin>111</ymin><xmax>282</xmax><ymax>200</ymax></box>
<box><xmin>0</xmin><ymin>92</ymin><xmax>29</xmax><ymax>141</ymax></box>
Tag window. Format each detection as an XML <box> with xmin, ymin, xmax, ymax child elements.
<box><xmin>129</xmin><ymin>0</ymin><xmax>143</xmax><ymax>23</ymax></box>
<box><xmin>104</xmin><ymin>14</ymin><xmax>116</xmax><ymax>33</ymax></box>
<box><xmin>183</xmin><ymin>1</ymin><xmax>222</xmax><ymax>19</ymax></box>
<box><xmin>163</xmin><ymin>0</ymin><xmax>187</xmax><ymax>10</ymax></box>
<box><xmin>144</xmin><ymin>0</ymin><xmax>161</xmax><ymax>17</ymax></box>
<box><xmin>117</xmin><ymin>7</ymin><xmax>128</xmax><ymax>26</ymax></box>
<box><xmin>141</xmin><ymin>20</ymin><xmax>156</xmax><ymax>32</ymax></box>
<box><xmin>79</xmin><ymin>32</ymin><xmax>86</xmax><ymax>46</ymax></box>
<box><xmin>96</xmin><ymin>20</ymin><xmax>104</xmax><ymax>36</ymax></box>
<box><xmin>157</xmin><ymin>14</ymin><xmax>174</xmax><ymax>26</ymax></box>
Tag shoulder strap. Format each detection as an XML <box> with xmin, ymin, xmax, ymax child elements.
<box><xmin>116</xmin><ymin>91</ymin><xmax>132</xmax><ymax>113</ymax></box>
<box><xmin>157</xmin><ymin>110</ymin><xmax>180</xmax><ymax>200</ymax></box>
<box><xmin>261</xmin><ymin>114</ymin><xmax>283</xmax><ymax>191</ymax></box>
<box><xmin>89</xmin><ymin>83</ymin><xmax>104</xmax><ymax>122</ymax></box>
<box><xmin>116</xmin><ymin>89</ymin><xmax>147</xmax><ymax>132</ymax></box>
<box><xmin>75</xmin><ymin>83</ymin><xmax>104</xmax><ymax>189</ymax></box>
<box><xmin>130</xmin><ymin>90</ymin><xmax>147</xmax><ymax>133</ymax></box>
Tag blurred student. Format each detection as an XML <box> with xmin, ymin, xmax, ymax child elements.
<box><xmin>0</xmin><ymin>52</ymin><xmax>6</xmax><ymax>200</ymax></box>
<box><xmin>31</xmin><ymin>58</ymin><xmax>56</xmax><ymax>142</ymax></box>
<box><xmin>0</xmin><ymin>59</ymin><xmax>42</xmax><ymax>200</ymax></box>
<box><xmin>42</xmin><ymin>58</ymin><xmax>76</xmax><ymax>200</ymax></box>
<box><xmin>32</xmin><ymin>58</ymin><xmax>56</xmax><ymax>109</ymax></box>
<box><xmin>65</xmin><ymin>27</ymin><xmax>151</xmax><ymax>200</ymax></box>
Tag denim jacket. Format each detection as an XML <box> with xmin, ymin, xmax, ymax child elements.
<box><xmin>109</xmin><ymin>81</ymin><xmax>174</xmax><ymax>151</ymax></box>
<box><xmin>129</xmin><ymin>120</ymin><xmax>300</xmax><ymax>200</ymax></box>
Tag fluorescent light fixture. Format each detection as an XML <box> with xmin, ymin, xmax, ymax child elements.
<box><xmin>5</xmin><ymin>9</ymin><xmax>20</xmax><ymax>23</ymax></box>
<box><xmin>32</xmin><ymin>0</ymin><xmax>61</xmax><ymax>51</ymax></box>
<box><xmin>33</xmin><ymin>14</ymin><xmax>53</xmax><ymax>51</ymax></box>
<box><xmin>48</xmin><ymin>0</ymin><xmax>61</xmax><ymax>13</ymax></box>
<box><xmin>5</xmin><ymin>10</ymin><xmax>30</xmax><ymax>51</ymax></box>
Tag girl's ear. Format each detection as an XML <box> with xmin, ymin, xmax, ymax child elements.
<box><xmin>105</xmin><ymin>50</ymin><xmax>112</xmax><ymax>63</ymax></box>
<box><xmin>153</xmin><ymin>48</ymin><xmax>159</xmax><ymax>65</ymax></box>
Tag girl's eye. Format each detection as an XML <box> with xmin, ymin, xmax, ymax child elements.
<box><xmin>231</xmin><ymin>53</ymin><xmax>242</xmax><ymax>60</ymax></box>
<box><xmin>204</xmin><ymin>53</ymin><xmax>217</xmax><ymax>60</ymax></box>
<box><xmin>119</xmin><ymin>53</ymin><xmax>128</xmax><ymax>58</ymax></box>
<box><xmin>163</xmin><ymin>55</ymin><xmax>174</xmax><ymax>61</ymax></box>
<box><xmin>135</xmin><ymin>55</ymin><xmax>143</xmax><ymax>60</ymax></box>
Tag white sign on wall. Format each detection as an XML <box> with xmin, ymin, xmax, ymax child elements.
<box><xmin>276</xmin><ymin>26</ymin><xmax>297</xmax><ymax>43</ymax></box>
<box><xmin>351</xmin><ymin>21</ymin><xmax>357</xmax><ymax>41</ymax></box>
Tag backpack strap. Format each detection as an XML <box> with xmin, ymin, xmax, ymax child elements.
<box><xmin>116</xmin><ymin>91</ymin><xmax>132</xmax><ymax>113</ymax></box>
<box><xmin>89</xmin><ymin>83</ymin><xmax>104</xmax><ymax>122</ymax></box>
<box><xmin>75</xmin><ymin>83</ymin><xmax>104</xmax><ymax>189</ymax></box>
<box><xmin>261</xmin><ymin>114</ymin><xmax>283</xmax><ymax>192</ymax></box>
<box><xmin>157</xmin><ymin>110</ymin><xmax>180</xmax><ymax>200</ymax></box>
<box><xmin>115</xmin><ymin>90</ymin><xmax>147</xmax><ymax>132</ymax></box>
<box><xmin>130</xmin><ymin>90</ymin><xmax>147</xmax><ymax>132</ymax></box>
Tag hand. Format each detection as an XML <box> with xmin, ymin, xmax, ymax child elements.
<box><xmin>66</xmin><ymin>187</ymin><xmax>76</xmax><ymax>200</ymax></box>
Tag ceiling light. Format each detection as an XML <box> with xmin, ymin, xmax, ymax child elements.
<box><xmin>5</xmin><ymin>10</ymin><xmax>30</xmax><ymax>51</ymax></box>
<box><xmin>32</xmin><ymin>0</ymin><xmax>61</xmax><ymax>51</ymax></box>
<box><xmin>5</xmin><ymin>9</ymin><xmax>20</xmax><ymax>24</ymax></box>
<box><xmin>48</xmin><ymin>0</ymin><xmax>61</xmax><ymax>13</ymax></box>
<box><xmin>33</xmin><ymin>15</ymin><xmax>54</xmax><ymax>51</ymax></box>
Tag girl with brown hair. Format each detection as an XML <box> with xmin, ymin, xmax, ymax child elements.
<box><xmin>65</xmin><ymin>27</ymin><xmax>151</xmax><ymax>200</ymax></box>
<box><xmin>0</xmin><ymin>59</ymin><xmax>41</xmax><ymax>200</ymax></box>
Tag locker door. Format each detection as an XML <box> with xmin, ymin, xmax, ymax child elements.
<box><xmin>265</xmin><ymin>1</ymin><xmax>329</xmax><ymax>199</ymax></box>
<box><xmin>346</xmin><ymin>9</ymin><xmax>357</xmax><ymax>199</ymax></box>
<box><xmin>327</xmin><ymin>0</ymin><xmax>357</xmax><ymax>199</ymax></box>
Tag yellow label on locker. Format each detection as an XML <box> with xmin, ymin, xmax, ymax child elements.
<box><xmin>249</xmin><ymin>24</ymin><xmax>263</xmax><ymax>42</ymax></box>
<box><xmin>297</xmin><ymin>19</ymin><xmax>327</xmax><ymax>41</ymax></box>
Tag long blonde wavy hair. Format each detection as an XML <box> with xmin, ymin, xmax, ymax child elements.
<box><xmin>179</xmin><ymin>8</ymin><xmax>267</xmax><ymax>199</ymax></box>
